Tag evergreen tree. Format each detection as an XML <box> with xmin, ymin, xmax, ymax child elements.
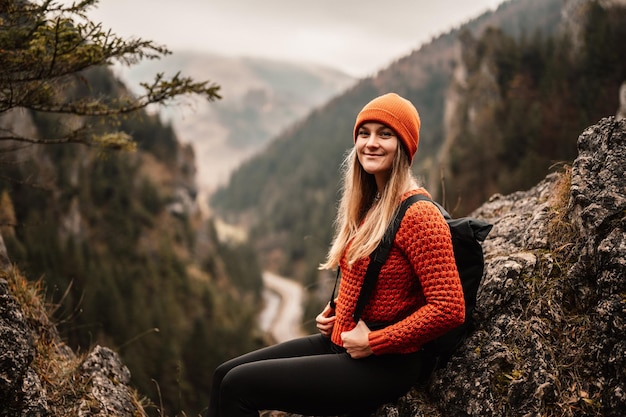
<box><xmin>0</xmin><ymin>0</ymin><xmax>220</xmax><ymax>150</ymax></box>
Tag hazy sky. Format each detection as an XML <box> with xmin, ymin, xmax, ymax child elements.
<box><xmin>85</xmin><ymin>0</ymin><xmax>507</xmax><ymax>77</ymax></box>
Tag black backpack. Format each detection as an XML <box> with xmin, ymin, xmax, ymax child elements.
<box><xmin>342</xmin><ymin>194</ymin><xmax>492</xmax><ymax>376</ymax></box>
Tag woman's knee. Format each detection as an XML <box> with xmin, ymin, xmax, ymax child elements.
<box><xmin>220</xmin><ymin>367</ymin><xmax>239</xmax><ymax>394</ymax></box>
<box><xmin>212</xmin><ymin>359</ymin><xmax>235</xmax><ymax>388</ymax></box>
<box><xmin>220</xmin><ymin>362</ymin><xmax>257</xmax><ymax>396</ymax></box>
<box><xmin>218</xmin><ymin>366</ymin><xmax>257</xmax><ymax>416</ymax></box>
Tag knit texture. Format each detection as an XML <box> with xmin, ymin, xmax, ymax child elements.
<box><xmin>353</xmin><ymin>93</ymin><xmax>421</xmax><ymax>163</ymax></box>
<box><xmin>330</xmin><ymin>189</ymin><xmax>465</xmax><ymax>355</ymax></box>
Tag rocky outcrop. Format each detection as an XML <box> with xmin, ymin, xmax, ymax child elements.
<box><xmin>77</xmin><ymin>346</ymin><xmax>144</xmax><ymax>417</ymax></box>
<box><xmin>420</xmin><ymin>116</ymin><xmax>625</xmax><ymax>416</ymax></box>
<box><xmin>0</xmin><ymin>246</ymin><xmax>147</xmax><ymax>417</ymax></box>
<box><xmin>428</xmin><ymin>27</ymin><xmax>502</xmax><ymax>197</ymax></box>
<box><xmin>561</xmin><ymin>0</ymin><xmax>626</xmax><ymax>58</ymax></box>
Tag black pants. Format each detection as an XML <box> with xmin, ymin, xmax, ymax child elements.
<box><xmin>207</xmin><ymin>334</ymin><xmax>422</xmax><ymax>417</ymax></box>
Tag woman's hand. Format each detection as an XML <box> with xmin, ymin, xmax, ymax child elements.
<box><xmin>316</xmin><ymin>302</ymin><xmax>336</xmax><ymax>337</ymax></box>
<box><xmin>341</xmin><ymin>320</ymin><xmax>373</xmax><ymax>359</ymax></box>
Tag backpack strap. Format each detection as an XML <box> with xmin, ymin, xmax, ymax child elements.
<box><xmin>352</xmin><ymin>193</ymin><xmax>432</xmax><ymax>322</ymax></box>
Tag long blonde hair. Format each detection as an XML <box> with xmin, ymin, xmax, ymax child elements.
<box><xmin>320</xmin><ymin>145</ymin><xmax>418</xmax><ymax>269</ymax></box>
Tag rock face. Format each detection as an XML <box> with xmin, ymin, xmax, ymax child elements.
<box><xmin>422</xmin><ymin>116</ymin><xmax>625</xmax><ymax>416</ymax></box>
<box><xmin>0</xmin><ymin>275</ymin><xmax>36</xmax><ymax>415</ymax></box>
<box><xmin>1</xmin><ymin>116</ymin><xmax>624</xmax><ymax>416</ymax></box>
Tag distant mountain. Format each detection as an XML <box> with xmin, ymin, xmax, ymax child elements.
<box><xmin>116</xmin><ymin>52</ymin><xmax>356</xmax><ymax>192</ymax></box>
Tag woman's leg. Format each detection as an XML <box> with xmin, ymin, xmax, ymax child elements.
<box><xmin>216</xmin><ymin>340</ymin><xmax>422</xmax><ymax>417</ymax></box>
<box><xmin>207</xmin><ymin>334</ymin><xmax>336</xmax><ymax>417</ymax></box>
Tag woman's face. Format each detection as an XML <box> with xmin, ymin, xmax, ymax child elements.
<box><xmin>356</xmin><ymin>122</ymin><xmax>398</xmax><ymax>183</ymax></box>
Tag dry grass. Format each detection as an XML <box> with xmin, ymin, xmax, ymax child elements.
<box><xmin>546</xmin><ymin>165</ymin><xmax>579</xmax><ymax>256</ymax></box>
<box><xmin>4</xmin><ymin>265</ymin><xmax>87</xmax><ymax>415</ymax></box>
<box><xmin>3</xmin><ymin>265</ymin><xmax>151</xmax><ymax>417</ymax></box>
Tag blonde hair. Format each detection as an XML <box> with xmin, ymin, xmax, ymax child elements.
<box><xmin>320</xmin><ymin>145</ymin><xmax>418</xmax><ymax>269</ymax></box>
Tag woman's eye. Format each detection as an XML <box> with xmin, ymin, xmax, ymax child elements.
<box><xmin>379</xmin><ymin>131</ymin><xmax>394</xmax><ymax>138</ymax></box>
<box><xmin>358</xmin><ymin>129</ymin><xmax>369</xmax><ymax>137</ymax></box>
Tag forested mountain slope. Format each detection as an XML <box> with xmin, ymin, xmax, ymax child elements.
<box><xmin>0</xmin><ymin>66</ymin><xmax>264</xmax><ymax>416</ymax></box>
<box><xmin>211</xmin><ymin>0</ymin><xmax>626</xmax><ymax>302</ymax></box>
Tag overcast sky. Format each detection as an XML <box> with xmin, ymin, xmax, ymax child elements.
<box><xmin>85</xmin><ymin>0</ymin><xmax>507</xmax><ymax>77</ymax></box>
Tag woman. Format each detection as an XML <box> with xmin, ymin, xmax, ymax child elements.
<box><xmin>207</xmin><ymin>93</ymin><xmax>465</xmax><ymax>417</ymax></box>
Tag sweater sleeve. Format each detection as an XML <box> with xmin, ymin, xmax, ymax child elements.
<box><xmin>368</xmin><ymin>200</ymin><xmax>465</xmax><ymax>355</ymax></box>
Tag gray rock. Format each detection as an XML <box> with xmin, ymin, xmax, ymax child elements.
<box><xmin>0</xmin><ymin>276</ymin><xmax>37</xmax><ymax>415</ymax></box>
<box><xmin>77</xmin><ymin>346</ymin><xmax>141</xmax><ymax>417</ymax></box>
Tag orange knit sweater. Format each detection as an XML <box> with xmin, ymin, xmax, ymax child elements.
<box><xmin>330</xmin><ymin>189</ymin><xmax>465</xmax><ymax>355</ymax></box>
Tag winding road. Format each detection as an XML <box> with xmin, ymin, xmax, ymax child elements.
<box><xmin>259</xmin><ymin>272</ymin><xmax>306</xmax><ymax>343</ymax></box>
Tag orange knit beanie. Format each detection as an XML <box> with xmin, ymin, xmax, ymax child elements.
<box><xmin>353</xmin><ymin>93</ymin><xmax>421</xmax><ymax>163</ymax></box>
